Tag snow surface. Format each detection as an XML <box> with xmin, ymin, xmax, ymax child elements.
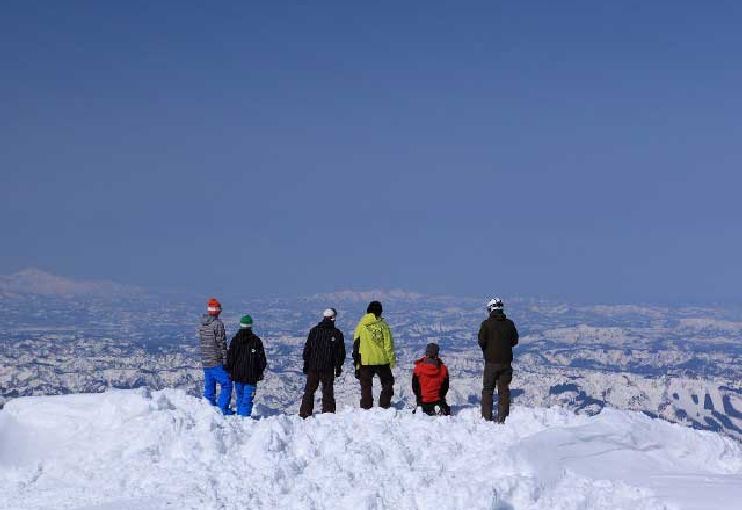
<box><xmin>2</xmin><ymin>389</ymin><xmax>741</xmax><ymax>510</ymax></box>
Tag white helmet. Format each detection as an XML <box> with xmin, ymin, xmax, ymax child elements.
<box><xmin>486</xmin><ymin>298</ymin><xmax>504</xmax><ymax>312</ymax></box>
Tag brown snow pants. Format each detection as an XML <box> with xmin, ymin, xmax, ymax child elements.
<box><xmin>482</xmin><ymin>363</ymin><xmax>513</xmax><ymax>423</ymax></box>
<box><xmin>358</xmin><ymin>364</ymin><xmax>394</xmax><ymax>409</ymax></box>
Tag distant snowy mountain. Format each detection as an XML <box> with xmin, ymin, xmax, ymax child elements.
<box><xmin>0</xmin><ymin>268</ymin><xmax>145</xmax><ymax>298</ymax></box>
<box><xmin>1</xmin><ymin>388</ymin><xmax>741</xmax><ymax>510</ymax></box>
<box><xmin>309</xmin><ymin>289</ymin><xmax>429</xmax><ymax>302</ymax></box>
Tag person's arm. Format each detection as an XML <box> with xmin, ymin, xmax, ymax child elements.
<box><xmin>257</xmin><ymin>339</ymin><xmax>267</xmax><ymax>380</ymax></box>
<box><xmin>216</xmin><ymin>322</ymin><xmax>228</xmax><ymax>365</ymax></box>
<box><xmin>302</xmin><ymin>330</ymin><xmax>312</xmax><ymax>374</ymax></box>
<box><xmin>478</xmin><ymin>323</ymin><xmax>487</xmax><ymax>350</ymax></box>
<box><xmin>412</xmin><ymin>371</ymin><xmax>421</xmax><ymax>404</ymax></box>
<box><xmin>384</xmin><ymin>323</ymin><xmax>396</xmax><ymax>369</ymax></box>
<box><xmin>335</xmin><ymin>330</ymin><xmax>346</xmax><ymax>376</ymax></box>
<box><xmin>225</xmin><ymin>338</ymin><xmax>235</xmax><ymax>372</ymax></box>
<box><xmin>440</xmin><ymin>366</ymin><xmax>449</xmax><ymax>399</ymax></box>
<box><xmin>352</xmin><ymin>337</ymin><xmax>361</xmax><ymax>369</ymax></box>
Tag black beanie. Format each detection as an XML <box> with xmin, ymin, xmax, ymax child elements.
<box><xmin>367</xmin><ymin>300</ymin><xmax>383</xmax><ymax>316</ymax></box>
<box><xmin>425</xmin><ymin>343</ymin><xmax>440</xmax><ymax>357</ymax></box>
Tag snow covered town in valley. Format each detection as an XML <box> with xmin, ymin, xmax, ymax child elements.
<box><xmin>2</xmin><ymin>269</ymin><xmax>742</xmax><ymax>509</ymax></box>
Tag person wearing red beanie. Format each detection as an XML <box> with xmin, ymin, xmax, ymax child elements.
<box><xmin>199</xmin><ymin>297</ymin><xmax>233</xmax><ymax>415</ymax></box>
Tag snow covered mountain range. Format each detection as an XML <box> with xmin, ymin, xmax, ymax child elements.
<box><xmin>1</xmin><ymin>269</ymin><xmax>741</xmax><ymax>441</ymax></box>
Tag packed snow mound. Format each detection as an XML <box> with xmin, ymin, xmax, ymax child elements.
<box><xmin>1</xmin><ymin>389</ymin><xmax>741</xmax><ymax>510</ymax></box>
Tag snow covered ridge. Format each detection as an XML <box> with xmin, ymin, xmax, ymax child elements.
<box><xmin>2</xmin><ymin>389</ymin><xmax>742</xmax><ymax>510</ymax></box>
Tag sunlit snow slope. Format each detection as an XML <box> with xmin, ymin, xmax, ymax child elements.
<box><xmin>1</xmin><ymin>389</ymin><xmax>741</xmax><ymax>510</ymax></box>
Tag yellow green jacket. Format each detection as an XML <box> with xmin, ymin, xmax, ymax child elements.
<box><xmin>353</xmin><ymin>313</ymin><xmax>396</xmax><ymax>368</ymax></box>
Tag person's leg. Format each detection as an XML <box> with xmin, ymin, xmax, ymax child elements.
<box><xmin>234</xmin><ymin>382</ymin><xmax>246</xmax><ymax>416</ymax></box>
<box><xmin>439</xmin><ymin>399</ymin><xmax>451</xmax><ymax>416</ymax></box>
<box><xmin>377</xmin><ymin>365</ymin><xmax>394</xmax><ymax>409</ymax></box>
<box><xmin>496</xmin><ymin>368</ymin><xmax>513</xmax><ymax>423</ymax></box>
<box><xmin>359</xmin><ymin>366</ymin><xmax>374</xmax><ymax>409</ymax></box>
<box><xmin>213</xmin><ymin>365</ymin><xmax>233</xmax><ymax>414</ymax></box>
<box><xmin>481</xmin><ymin>364</ymin><xmax>497</xmax><ymax>421</ymax></box>
<box><xmin>203</xmin><ymin>367</ymin><xmax>217</xmax><ymax>406</ymax></box>
<box><xmin>299</xmin><ymin>371</ymin><xmax>320</xmax><ymax>418</ymax></box>
<box><xmin>420</xmin><ymin>402</ymin><xmax>437</xmax><ymax>416</ymax></box>
<box><xmin>320</xmin><ymin>370</ymin><xmax>336</xmax><ymax>413</ymax></box>
<box><xmin>243</xmin><ymin>384</ymin><xmax>256</xmax><ymax>416</ymax></box>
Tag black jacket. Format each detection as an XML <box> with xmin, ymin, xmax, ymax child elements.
<box><xmin>478</xmin><ymin>311</ymin><xmax>519</xmax><ymax>365</ymax></box>
<box><xmin>303</xmin><ymin>318</ymin><xmax>346</xmax><ymax>372</ymax></box>
<box><xmin>226</xmin><ymin>329</ymin><xmax>267</xmax><ymax>385</ymax></box>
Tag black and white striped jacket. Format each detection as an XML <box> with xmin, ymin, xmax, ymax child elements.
<box><xmin>303</xmin><ymin>319</ymin><xmax>346</xmax><ymax>372</ymax></box>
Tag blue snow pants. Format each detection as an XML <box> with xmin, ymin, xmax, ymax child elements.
<box><xmin>203</xmin><ymin>364</ymin><xmax>233</xmax><ymax>415</ymax></box>
<box><xmin>235</xmin><ymin>382</ymin><xmax>256</xmax><ymax>417</ymax></box>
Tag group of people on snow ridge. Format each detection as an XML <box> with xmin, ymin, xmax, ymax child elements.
<box><xmin>198</xmin><ymin>297</ymin><xmax>519</xmax><ymax>422</ymax></box>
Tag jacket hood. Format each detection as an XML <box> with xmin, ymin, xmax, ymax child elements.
<box><xmin>489</xmin><ymin>310</ymin><xmax>507</xmax><ymax>320</ymax></box>
<box><xmin>317</xmin><ymin>318</ymin><xmax>336</xmax><ymax>329</ymax></box>
<box><xmin>201</xmin><ymin>314</ymin><xmax>216</xmax><ymax>326</ymax></box>
<box><xmin>414</xmin><ymin>356</ymin><xmax>442</xmax><ymax>375</ymax></box>
<box><xmin>359</xmin><ymin>313</ymin><xmax>381</xmax><ymax>326</ymax></box>
<box><xmin>232</xmin><ymin>328</ymin><xmax>256</xmax><ymax>345</ymax></box>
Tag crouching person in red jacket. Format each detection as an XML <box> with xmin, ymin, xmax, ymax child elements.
<box><xmin>412</xmin><ymin>343</ymin><xmax>451</xmax><ymax>416</ymax></box>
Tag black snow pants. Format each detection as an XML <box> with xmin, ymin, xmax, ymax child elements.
<box><xmin>299</xmin><ymin>369</ymin><xmax>336</xmax><ymax>417</ymax></box>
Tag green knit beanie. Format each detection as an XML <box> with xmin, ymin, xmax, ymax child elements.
<box><xmin>239</xmin><ymin>315</ymin><xmax>253</xmax><ymax>329</ymax></box>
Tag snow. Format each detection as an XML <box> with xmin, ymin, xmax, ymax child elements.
<box><xmin>2</xmin><ymin>389</ymin><xmax>742</xmax><ymax>510</ymax></box>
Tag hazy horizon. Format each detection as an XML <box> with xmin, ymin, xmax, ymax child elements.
<box><xmin>3</xmin><ymin>266</ymin><xmax>741</xmax><ymax>308</ymax></box>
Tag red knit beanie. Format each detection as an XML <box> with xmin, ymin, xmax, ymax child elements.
<box><xmin>207</xmin><ymin>298</ymin><xmax>222</xmax><ymax>315</ymax></box>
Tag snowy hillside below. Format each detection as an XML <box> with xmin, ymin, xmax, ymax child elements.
<box><xmin>2</xmin><ymin>389</ymin><xmax>742</xmax><ymax>510</ymax></box>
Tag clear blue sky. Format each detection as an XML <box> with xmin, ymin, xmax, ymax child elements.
<box><xmin>1</xmin><ymin>1</ymin><xmax>740</xmax><ymax>303</ymax></box>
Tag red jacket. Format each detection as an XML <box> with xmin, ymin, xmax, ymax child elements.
<box><xmin>412</xmin><ymin>356</ymin><xmax>449</xmax><ymax>403</ymax></box>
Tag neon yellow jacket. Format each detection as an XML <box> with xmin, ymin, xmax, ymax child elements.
<box><xmin>353</xmin><ymin>313</ymin><xmax>396</xmax><ymax>368</ymax></box>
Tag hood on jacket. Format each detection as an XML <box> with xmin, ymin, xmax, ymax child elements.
<box><xmin>232</xmin><ymin>328</ymin><xmax>256</xmax><ymax>345</ymax></box>
<box><xmin>414</xmin><ymin>356</ymin><xmax>442</xmax><ymax>374</ymax></box>
<box><xmin>317</xmin><ymin>317</ymin><xmax>336</xmax><ymax>329</ymax></box>
<box><xmin>358</xmin><ymin>313</ymin><xmax>381</xmax><ymax>327</ymax></box>
<box><xmin>489</xmin><ymin>310</ymin><xmax>507</xmax><ymax>320</ymax></box>
<box><xmin>201</xmin><ymin>314</ymin><xmax>216</xmax><ymax>326</ymax></box>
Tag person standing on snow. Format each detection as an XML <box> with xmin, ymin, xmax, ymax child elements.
<box><xmin>412</xmin><ymin>342</ymin><xmax>451</xmax><ymax>416</ymax></box>
<box><xmin>299</xmin><ymin>307</ymin><xmax>346</xmax><ymax>418</ymax></box>
<box><xmin>353</xmin><ymin>300</ymin><xmax>397</xmax><ymax>409</ymax></box>
<box><xmin>199</xmin><ymin>298</ymin><xmax>233</xmax><ymax>415</ymax></box>
<box><xmin>478</xmin><ymin>298</ymin><xmax>519</xmax><ymax>423</ymax></box>
<box><xmin>225</xmin><ymin>315</ymin><xmax>267</xmax><ymax>417</ymax></box>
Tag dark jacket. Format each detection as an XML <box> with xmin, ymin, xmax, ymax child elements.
<box><xmin>226</xmin><ymin>329</ymin><xmax>267</xmax><ymax>385</ymax></box>
<box><xmin>412</xmin><ymin>356</ymin><xmax>449</xmax><ymax>404</ymax></box>
<box><xmin>303</xmin><ymin>318</ymin><xmax>346</xmax><ymax>372</ymax></box>
<box><xmin>199</xmin><ymin>314</ymin><xmax>227</xmax><ymax>368</ymax></box>
<box><xmin>478</xmin><ymin>311</ymin><xmax>519</xmax><ymax>365</ymax></box>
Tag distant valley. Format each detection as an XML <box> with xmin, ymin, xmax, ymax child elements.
<box><xmin>2</xmin><ymin>269</ymin><xmax>741</xmax><ymax>440</ymax></box>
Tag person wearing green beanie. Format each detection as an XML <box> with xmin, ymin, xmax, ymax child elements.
<box><xmin>225</xmin><ymin>314</ymin><xmax>267</xmax><ymax>417</ymax></box>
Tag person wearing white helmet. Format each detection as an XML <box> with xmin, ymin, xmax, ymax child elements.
<box><xmin>299</xmin><ymin>307</ymin><xmax>346</xmax><ymax>418</ymax></box>
<box><xmin>478</xmin><ymin>297</ymin><xmax>519</xmax><ymax>423</ymax></box>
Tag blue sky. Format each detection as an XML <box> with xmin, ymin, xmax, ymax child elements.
<box><xmin>1</xmin><ymin>1</ymin><xmax>740</xmax><ymax>303</ymax></box>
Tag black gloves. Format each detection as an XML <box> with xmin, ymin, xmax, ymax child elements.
<box><xmin>335</xmin><ymin>366</ymin><xmax>342</xmax><ymax>378</ymax></box>
<box><xmin>302</xmin><ymin>364</ymin><xmax>308</xmax><ymax>375</ymax></box>
<box><xmin>354</xmin><ymin>369</ymin><xmax>360</xmax><ymax>380</ymax></box>
<box><xmin>258</xmin><ymin>373</ymin><xmax>264</xmax><ymax>381</ymax></box>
